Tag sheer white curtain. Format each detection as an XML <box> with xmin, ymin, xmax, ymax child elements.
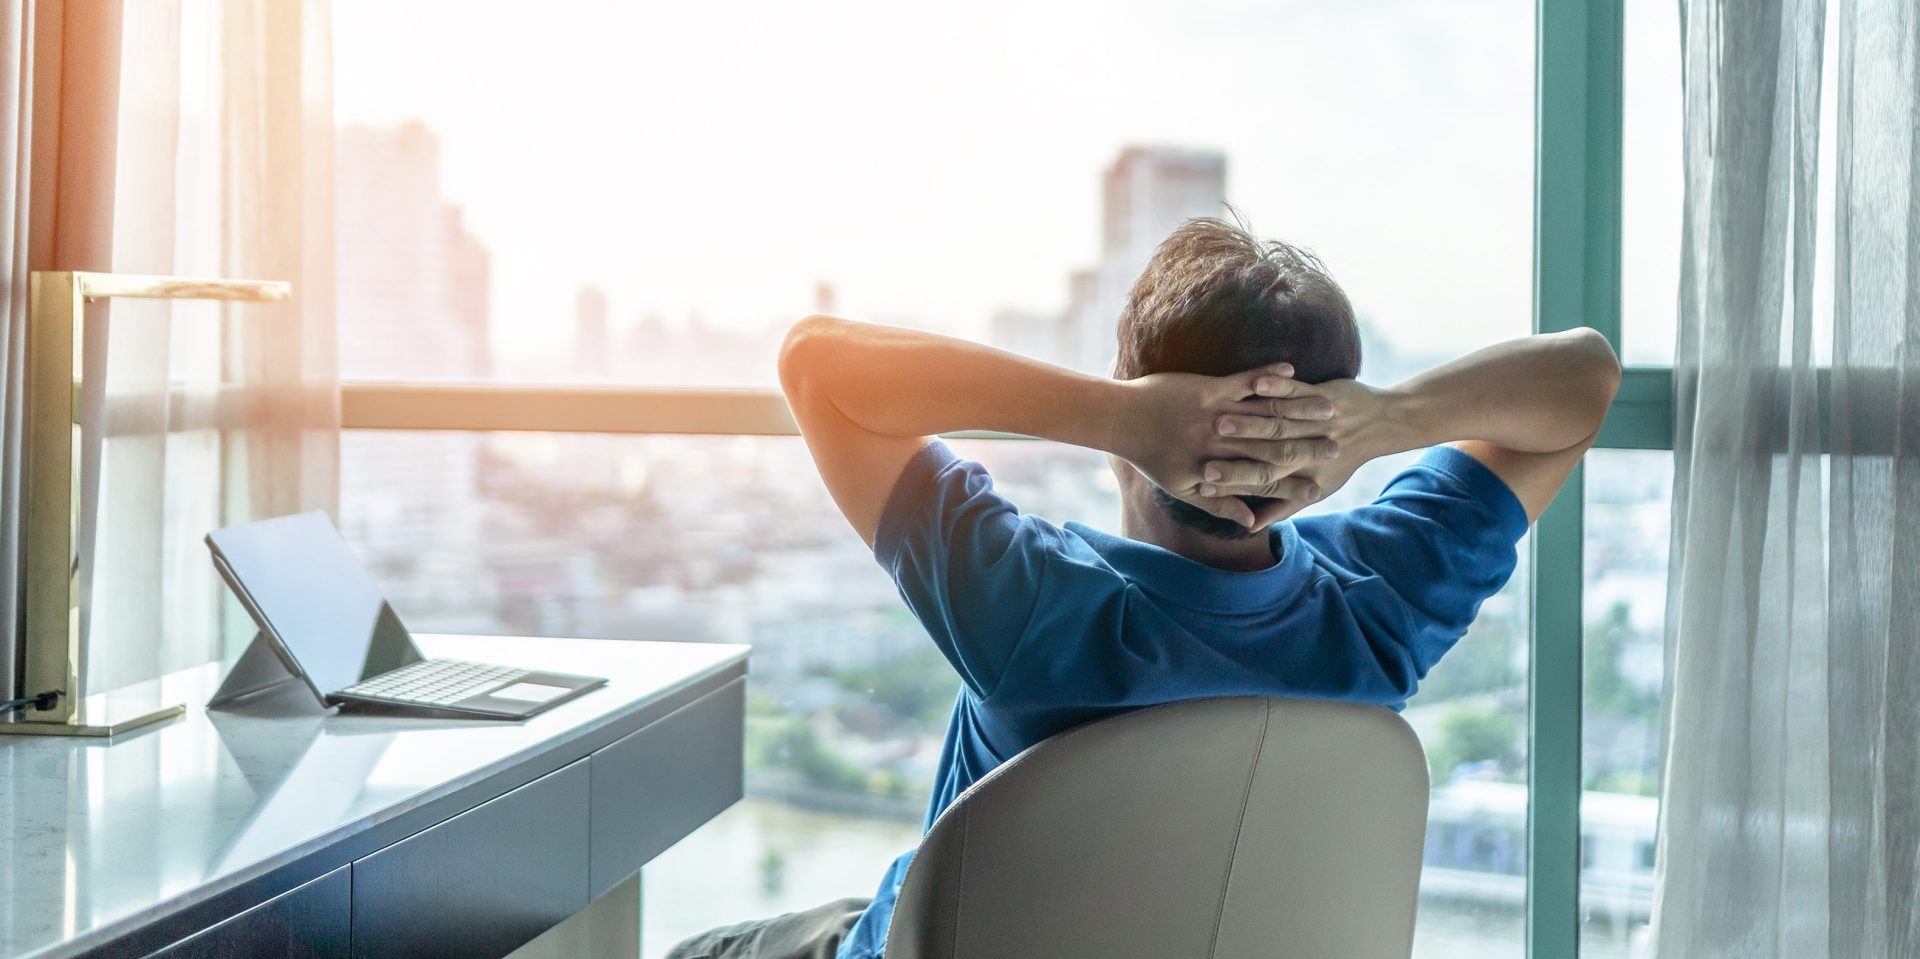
<box><xmin>0</xmin><ymin>2</ymin><xmax>37</xmax><ymax>701</ymax></box>
<box><xmin>78</xmin><ymin>0</ymin><xmax>337</xmax><ymax>694</ymax></box>
<box><xmin>1827</xmin><ymin>0</ymin><xmax>1919</xmax><ymax>950</ymax></box>
<box><xmin>1654</xmin><ymin>0</ymin><xmax>1918</xmax><ymax>956</ymax></box>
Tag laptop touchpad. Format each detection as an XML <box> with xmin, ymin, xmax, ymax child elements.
<box><xmin>488</xmin><ymin>681</ymin><xmax>571</xmax><ymax>703</ymax></box>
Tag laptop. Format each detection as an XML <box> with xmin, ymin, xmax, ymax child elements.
<box><xmin>205</xmin><ymin>510</ymin><xmax>606</xmax><ymax>719</ymax></box>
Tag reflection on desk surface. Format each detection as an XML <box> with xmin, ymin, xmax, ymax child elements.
<box><xmin>205</xmin><ymin>696</ymin><xmax>398</xmax><ymax>875</ymax></box>
<box><xmin>0</xmin><ymin>634</ymin><xmax>747</xmax><ymax>959</ymax></box>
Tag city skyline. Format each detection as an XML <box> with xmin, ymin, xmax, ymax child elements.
<box><xmin>338</xmin><ymin>123</ymin><xmax>1438</xmax><ymax>387</ymax></box>
<box><xmin>332</xmin><ymin>0</ymin><xmax>1580</xmax><ymax>374</ymax></box>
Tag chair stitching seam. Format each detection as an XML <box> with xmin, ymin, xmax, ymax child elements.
<box><xmin>1206</xmin><ymin>702</ymin><xmax>1271</xmax><ymax>959</ymax></box>
<box><xmin>951</xmin><ymin>810</ymin><xmax>969</xmax><ymax>959</ymax></box>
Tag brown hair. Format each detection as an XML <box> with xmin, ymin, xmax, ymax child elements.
<box><xmin>1114</xmin><ymin>215</ymin><xmax>1362</xmax><ymax>538</ymax></box>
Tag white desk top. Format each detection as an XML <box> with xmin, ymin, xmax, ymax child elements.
<box><xmin>0</xmin><ymin>635</ymin><xmax>748</xmax><ymax>959</ymax></box>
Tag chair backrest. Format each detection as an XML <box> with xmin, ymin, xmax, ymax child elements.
<box><xmin>885</xmin><ymin>696</ymin><xmax>1429</xmax><ymax>959</ymax></box>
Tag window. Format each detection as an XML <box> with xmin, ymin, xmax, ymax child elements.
<box><xmin>1619</xmin><ymin>0</ymin><xmax>1683</xmax><ymax>367</ymax></box>
<box><xmin>1580</xmin><ymin>450</ymin><xmax>1670</xmax><ymax>958</ymax></box>
<box><xmin>329</xmin><ymin>3</ymin><xmax>1669</xmax><ymax>958</ymax></box>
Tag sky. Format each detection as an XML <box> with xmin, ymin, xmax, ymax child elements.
<box><xmin>331</xmin><ymin>0</ymin><xmax>1683</xmax><ymax>373</ymax></box>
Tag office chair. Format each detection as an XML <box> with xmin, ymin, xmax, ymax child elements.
<box><xmin>885</xmin><ymin>696</ymin><xmax>1430</xmax><ymax>959</ymax></box>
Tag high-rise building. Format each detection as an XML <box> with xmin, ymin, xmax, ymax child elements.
<box><xmin>1074</xmin><ymin>147</ymin><xmax>1226</xmax><ymax>373</ymax></box>
<box><xmin>335</xmin><ymin>122</ymin><xmax>490</xmax><ymax>380</ymax></box>
<box><xmin>984</xmin><ymin>147</ymin><xmax>1226</xmax><ymax>373</ymax></box>
<box><xmin>1062</xmin><ymin>267</ymin><xmax>1103</xmax><ymax>372</ymax></box>
<box><xmin>335</xmin><ymin>122</ymin><xmax>495</xmax><ymax>628</ymax></box>
<box><xmin>1101</xmin><ymin>147</ymin><xmax>1228</xmax><ymax>266</ymax></box>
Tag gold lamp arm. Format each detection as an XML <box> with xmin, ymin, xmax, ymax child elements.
<box><xmin>8</xmin><ymin>271</ymin><xmax>291</xmax><ymax>738</ymax></box>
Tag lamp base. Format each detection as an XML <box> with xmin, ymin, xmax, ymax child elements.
<box><xmin>0</xmin><ymin>694</ymin><xmax>186</xmax><ymax>738</ymax></box>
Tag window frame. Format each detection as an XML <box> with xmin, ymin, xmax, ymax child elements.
<box><xmin>335</xmin><ymin>3</ymin><xmax>1661</xmax><ymax>956</ymax></box>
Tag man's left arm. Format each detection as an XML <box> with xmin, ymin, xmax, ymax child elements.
<box><xmin>776</xmin><ymin>314</ymin><xmax>1340</xmax><ymax>543</ymax></box>
<box><xmin>1199</xmin><ymin>329</ymin><xmax>1622</xmax><ymax>522</ymax></box>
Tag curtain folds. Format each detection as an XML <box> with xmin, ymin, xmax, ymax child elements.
<box><xmin>81</xmin><ymin>0</ymin><xmax>338</xmax><ymax>692</ymax></box>
<box><xmin>0</xmin><ymin>1</ymin><xmax>33</xmax><ymax>700</ymax></box>
<box><xmin>1827</xmin><ymin>0</ymin><xmax>1920</xmax><ymax>949</ymax></box>
<box><xmin>1655</xmin><ymin>0</ymin><xmax>1918</xmax><ymax>955</ymax></box>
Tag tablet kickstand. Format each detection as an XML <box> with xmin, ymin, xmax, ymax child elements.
<box><xmin>208</xmin><ymin>632</ymin><xmax>327</xmax><ymax>711</ymax></box>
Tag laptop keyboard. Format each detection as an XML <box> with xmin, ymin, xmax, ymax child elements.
<box><xmin>341</xmin><ymin>659</ymin><xmax>530</xmax><ymax>707</ymax></box>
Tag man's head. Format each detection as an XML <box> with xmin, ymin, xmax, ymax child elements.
<box><xmin>1113</xmin><ymin>216</ymin><xmax>1362</xmax><ymax>539</ymax></box>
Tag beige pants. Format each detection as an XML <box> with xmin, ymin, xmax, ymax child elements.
<box><xmin>664</xmin><ymin>898</ymin><xmax>872</xmax><ymax>959</ymax></box>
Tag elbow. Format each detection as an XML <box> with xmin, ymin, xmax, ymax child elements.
<box><xmin>778</xmin><ymin>314</ymin><xmax>844</xmax><ymax>402</ymax></box>
<box><xmin>1562</xmin><ymin>327</ymin><xmax>1621</xmax><ymax>431</ymax></box>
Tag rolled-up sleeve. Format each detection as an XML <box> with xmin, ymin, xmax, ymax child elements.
<box><xmin>1293</xmin><ymin>446</ymin><xmax>1529</xmax><ymax>677</ymax></box>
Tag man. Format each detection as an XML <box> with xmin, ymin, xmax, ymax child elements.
<box><xmin>667</xmin><ymin>217</ymin><xmax>1620</xmax><ymax>959</ymax></box>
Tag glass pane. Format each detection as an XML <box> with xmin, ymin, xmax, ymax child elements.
<box><xmin>333</xmin><ymin>1</ymin><xmax>1534</xmax><ymax>386</ymax></box>
<box><xmin>1620</xmin><ymin>0</ymin><xmax>1683</xmax><ymax>366</ymax></box>
<box><xmin>1394</xmin><ymin>464</ymin><xmax>1532</xmax><ymax>959</ymax></box>
<box><xmin>341</xmin><ymin>431</ymin><xmax>1533</xmax><ymax>957</ymax></box>
<box><xmin>85</xmin><ymin>297</ymin><xmax>238</xmax><ymax>694</ymax></box>
<box><xmin>1580</xmin><ymin>450</ymin><xmax>1671</xmax><ymax>958</ymax></box>
<box><xmin>1622</xmin><ymin>1</ymin><xmax>1842</xmax><ymax>368</ymax></box>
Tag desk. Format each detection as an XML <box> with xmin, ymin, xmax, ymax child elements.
<box><xmin>0</xmin><ymin>635</ymin><xmax>748</xmax><ymax>959</ymax></box>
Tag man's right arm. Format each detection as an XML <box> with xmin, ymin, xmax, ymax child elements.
<box><xmin>1204</xmin><ymin>328</ymin><xmax>1622</xmax><ymax>521</ymax></box>
<box><xmin>779</xmin><ymin>314</ymin><xmax>1338</xmax><ymax>542</ymax></box>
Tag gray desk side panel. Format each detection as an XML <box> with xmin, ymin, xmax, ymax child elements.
<box><xmin>351</xmin><ymin>760</ymin><xmax>590</xmax><ymax>959</ymax></box>
<box><xmin>590</xmin><ymin>677</ymin><xmax>746</xmax><ymax>898</ymax></box>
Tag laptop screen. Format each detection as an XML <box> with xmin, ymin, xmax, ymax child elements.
<box><xmin>206</xmin><ymin>510</ymin><xmax>422</xmax><ymax>696</ymax></box>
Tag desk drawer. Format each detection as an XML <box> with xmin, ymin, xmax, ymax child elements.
<box><xmin>144</xmin><ymin>866</ymin><xmax>350</xmax><ymax>959</ymax></box>
<box><xmin>352</xmin><ymin>760</ymin><xmax>589</xmax><ymax>959</ymax></box>
<box><xmin>589</xmin><ymin>677</ymin><xmax>745</xmax><ymax>897</ymax></box>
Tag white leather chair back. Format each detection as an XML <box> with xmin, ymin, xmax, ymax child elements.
<box><xmin>885</xmin><ymin>696</ymin><xmax>1429</xmax><ymax>959</ymax></box>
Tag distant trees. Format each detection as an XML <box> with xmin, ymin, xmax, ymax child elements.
<box><xmin>1584</xmin><ymin>601</ymin><xmax>1659</xmax><ymax>718</ymax></box>
<box><xmin>1428</xmin><ymin>704</ymin><xmax>1525</xmax><ymax>785</ymax></box>
<box><xmin>748</xmin><ymin>599</ymin><xmax>1665</xmax><ymax>801</ymax></box>
<box><xmin>767</xmin><ymin>719</ymin><xmax>869</xmax><ymax>793</ymax></box>
<box><xmin>822</xmin><ymin>645</ymin><xmax>958</xmax><ymax>729</ymax></box>
<box><xmin>1581</xmin><ymin>600</ymin><xmax>1662</xmax><ymax>796</ymax></box>
<box><xmin>1422</xmin><ymin>599</ymin><xmax>1664</xmax><ymax>795</ymax></box>
<box><xmin>1417</xmin><ymin>621</ymin><xmax>1522</xmax><ymax>703</ymax></box>
<box><xmin>742</xmin><ymin>647</ymin><xmax>956</xmax><ymax>801</ymax></box>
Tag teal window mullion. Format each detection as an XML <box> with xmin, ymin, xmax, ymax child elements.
<box><xmin>1596</xmin><ymin>368</ymin><xmax>1674</xmax><ymax>450</ymax></box>
<box><xmin>1530</xmin><ymin>466</ymin><xmax>1587</xmax><ymax>959</ymax></box>
<box><xmin>1532</xmin><ymin>0</ymin><xmax>1622</xmax><ymax>957</ymax></box>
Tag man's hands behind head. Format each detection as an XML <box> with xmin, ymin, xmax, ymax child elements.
<box><xmin>1112</xmin><ymin>363</ymin><xmax>1352</xmax><ymax>531</ymax></box>
<box><xmin>1198</xmin><ymin>376</ymin><xmax>1403</xmax><ymax>526</ymax></box>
